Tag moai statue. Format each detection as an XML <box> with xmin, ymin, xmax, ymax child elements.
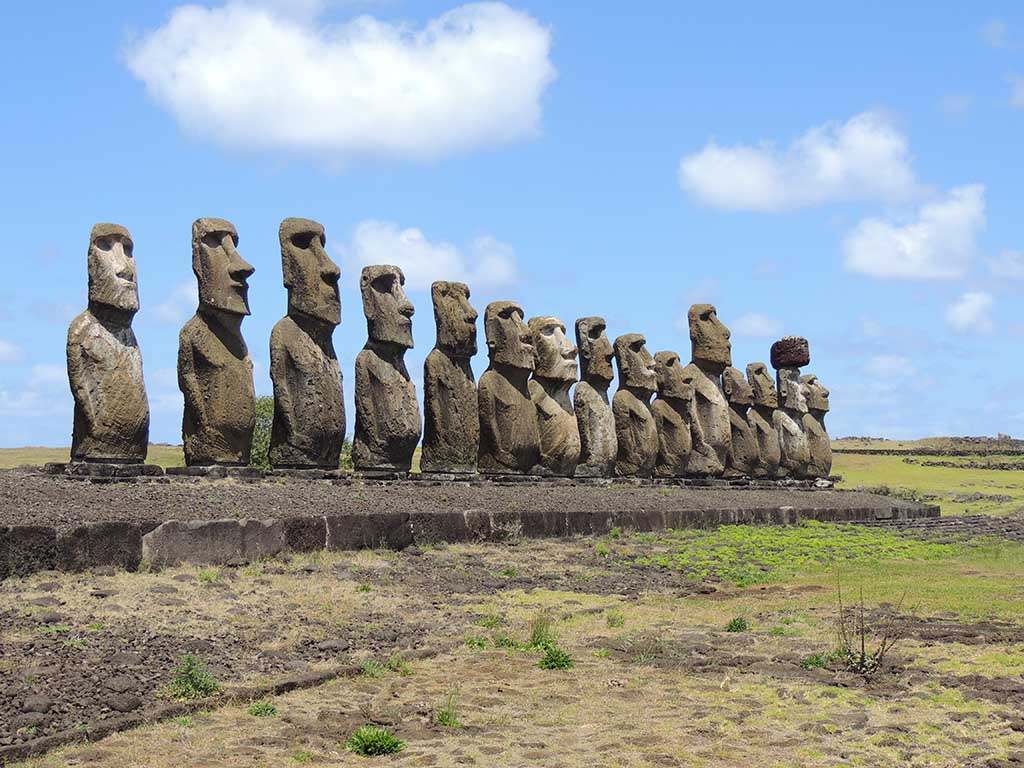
<box><xmin>650</xmin><ymin>351</ymin><xmax>692</xmax><ymax>477</ymax></box>
<box><xmin>722</xmin><ymin>367</ymin><xmax>759</xmax><ymax>477</ymax></box>
<box><xmin>352</xmin><ymin>265</ymin><xmax>421</xmax><ymax>472</ymax></box>
<box><xmin>477</xmin><ymin>301</ymin><xmax>541</xmax><ymax>474</ymax></box>
<box><xmin>612</xmin><ymin>334</ymin><xmax>658</xmax><ymax>477</ymax></box>
<box><xmin>67</xmin><ymin>224</ymin><xmax>150</xmax><ymax>462</ymax></box>
<box><xmin>421</xmin><ymin>281</ymin><xmax>479</xmax><ymax>474</ymax></box>
<box><xmin>573</xmin><ymin>317</ymin><xmax>617</xmax><ymax>477</ymax></box>
<box><xmin>268</xmin><ymin>218</ymin><xmax>345</xmax><ymax>469</ymax></box>
<box><xmin>745</xmin><ymin>362</ymin><xmax>783</xmax><ymax>478</ymax></box>
<box><xmin>801</xmin><ymin>373</ymin><xmax>832</xmax><ymax>478</ymax></box>
<box><xmin>682</xmin><ymin>304</ymin><xmax>731</xmax><ymax>475</ymax></box>
<box><xmin>178</xmin><ymin>218</ymin><xmax>256</xmax><ymax>466</ymax></box>
<box><xmin>528</xmin><ymin>316</ymin><xmax>581</xmax><ymax>477</ymax></box>
<box><xmin>771</xmin><ymin>336</ymin><xmax>811</xmax><ymax>478</ymax></box>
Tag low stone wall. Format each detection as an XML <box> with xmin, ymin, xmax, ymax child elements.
<box><xmin>834</xmin><ymin>448</ymin><xmax>1024</xmax><ymax>456</ymax></box>
<box><xmin>0</xmin><ymin>500</ymin><xmax>939</xmax><ymax>580</ymax></box>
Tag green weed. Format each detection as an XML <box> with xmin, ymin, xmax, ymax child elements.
<box><xmin>606</xmin><ymin>609</ymin><xmax>625</xmax><ymax>628</ymax></box>
<box><xmin>166</xmin><ymin>654</ymin><xmax>220</xmax><ymax>700</ymax></box>
<box><xmin>538</xmin><ymin>645</ymin><xmax>573</xmax><ymax>670</ymax></box>
<box><xmin>528</xmin><ymin>612</ymin><xmax>557</xmax><ymax>650</ymax></box>
<box><xmin>247</xmin><ymin>700</ymin><xmax>277</xmax><ymax>717</ymax></box>
<box><xmin>345</xmin><ymin>725</ymin><xmax>405</xmax><ymax>756</ymax></box>
<box><xmin>725</xmin><ymin>616</ymin><xmax>750</xmax><ymax>633</ymax></box>
<box><xmin>291</xmin><ymin>750</ymin><xmax>314</xmax><ymax>762</ymax></box>
<box><xmin>435</xmin><ymin>684</ymin><xmax>461</xmax><ymax>728</ymax></box>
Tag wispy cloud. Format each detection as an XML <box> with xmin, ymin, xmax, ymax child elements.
<box><xmin>946</xmin><ymin>291</ymin><xmax>995</xmax><ymax>334</ymax></box>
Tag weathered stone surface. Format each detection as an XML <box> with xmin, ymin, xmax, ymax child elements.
<box><xmin>684</xmin><ymin>304</ymin><xmax>732</xmax><ymax>473</ymax></box>
<box><xmin>528</xmin><ymin>316</ymin><xmax>580</xmax><ymax>477</ymax></box>
<box><xmin>478</xmin><ymin>301</ymin><xmax>540</xmax><ymax>474</ymax></box>
<box><xmin>802</xmin><ymin>373</ymin><xmax>832</xmax><ymax>478</ymax></box>
<box><xmin>179</xmin><ymin>218</ymin><xmax>256</xmax><ymax>466</ymax></box>
<box><xmin>770</xmin><ymin>336</ymin><xmax>810</xmax><ymax>369</ymax></box>
<box><xmin>141</xmin><ymin>519</ymin><xmax>285</xmax><ymax>567</ymax></box>
<box><xmin>324</xmin><ymin>513</ymin><xmax>412</xmax><ymax>550</ymax></box>
<box><xmin>722</xmin><ymin>366</ymin><xmax>758</xmax><ymax>477</ymax></box>
<box><xmin>0</xmin><ymin>526</ymin><xmax>57</xmax><ymax>580</ymax></box>
<box><xmin>651</xmin><ymin>351</ymin><xmax>693</xmax><ymax>477</ymax></box>
<box><xmin>421</xmin><ymin>281</ymin><xmax>479</xmax><ymax>474</ymax></box>
<box><xmin>775</xmin><ymin>365</ymin><xmax>810</xmax><ymax>478</ymax></box>
<box><xmin>56</xmin><ymin>522</ymin><xmax>143</xmax><ymax>573</ymax></box>
<box><xmin>612</xmin><ymin>333</ymin><xmax>658</xmax><ymax>477</ymax></box>
<box><xmin>745</xmin><ymin>362</ymin><xmax>783</xmax><ymax>479</ymax></box>
<box><xmin>269</xmin><ymin>218</ymin><xmax>345</xmax><ymax>469</ymax></box>
<box><xmin>68</xmin><ymin>224</ymin><xmax>150</xmax><ymax>462</ymax></box>
<box><xmin>573</xmin><ymin>317</ymin><xmax>616</xmax><ymax>477</ymax></box>
<box><xmin>353</xmin><ymin>265</ymin><xmax>421</xmax><ymax>472</ymax></box>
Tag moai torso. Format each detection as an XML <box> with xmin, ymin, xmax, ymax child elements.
<box><xmin>269</xmin><ymin>218</ymin><xmax>345</xmax><ymax>468</ymax></box>
<box><xmin>684</xmin><ymin>304</ymin><xmax>733</xmax><ymax>476</ymax></box>
<box><xmin>723</xmin><ymin>367</ymin><xmax>757</xmax><ymax>477</ymax></box>
<box><xmin>353</xmin><ymin>342</ymin><xmax>421</xmax><ymax>471</ymax></box>
<box><xmin>745</xmin><ymin>362</ymin><xmax>783</xmax><ymax>478</ymax></box>
<box><xmin>528</xmin><ymin>316</ymin><xmax>580</xmax><ymax>477</ymax></box>
<box><xmin>421</xmin><ymin>281</ymin><xmax>479</xmax><ymax>474</ymax></box>
<box><xmin>269</xmin><ymin>316</ymin><xmax>345</xmax><ymax>468</ymax></box>
<box><xmin>68</xmin><ymin>310</ymin><xmax>149</xmax><ymax>461</ymax></box>
<box><xmin>612</xmin><ymin>334</ymin><xmax>658</xmax><ymax>477</ymax></box>
<box><xmin>682</xmin><ymin>363</ymin><xmax>729</xmax><ymax>473</ymax></box>
<box><xmin>651</xmin><ymin>397</ymin><xmax>690</xmax><ymax>477</ymax></box>
<box><xmin>775</xmin><ymin>408</ymin><xmax>810</xmax><ymax>478</ymax></box>
<box><xmin>802</xmin><ymin>374</ymin><xmax>832</xmax><ymax>479</ymax></box>
<box><xmin>772</xmin><ymin>337</ymin><xmax>812</xmax><ymax>479</ymax></box>
<box><xmin>573</xmin><ymin>317</ymin><xmax>616</xmax><ymax>477</ymax></box>
<box><xmin>68</xmin><ymin>224</ymin><xmax>149</xmax><ymax>462</ymax></box>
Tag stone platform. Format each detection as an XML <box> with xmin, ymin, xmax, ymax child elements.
<box><xmin>0</xmin><ymin>468</ymin><xmax>938</xmax><ymax>580</ymax></box>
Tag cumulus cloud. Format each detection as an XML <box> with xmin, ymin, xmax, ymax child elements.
<box><xmin>946</xmin><ymin>291</ymin><xmax>995</xmax><ymax>334</ymax></box>
<box><xmin>678</xmin><ymin>110</ymin><xmax>919</xmax><ymax>211</ymax></box>
<box><xmin>0</xmin><ymin>340</ymin><xmax>26</xmax><ymax>364</ymax></box>
<box><xmin>153</xmin><ymin>281</ymin><xmax>198</xmax><ymax>324</ymax></box>
<box><xmin>842</xmin><ymin>184</ymin><xmax>985</xmax><ymax>280</ymax></box>
<box><xmin>864</xmin><ymin>355</ymin><xmax>916</xmax><ymax>378</ymax></box>
<box><xmin>345</xmin><ymin>220</ymin><xmax>519</xmax><ymax>292</ymax></box>
<box><xmin>124</xmin><ymin>2</ymin><xmax>556</xmax><ymax>165</ymax></box>
<box><xmin>730</xmin><ymin>312</ymin><xmax>783</xmax><ymax>339</ymax></box>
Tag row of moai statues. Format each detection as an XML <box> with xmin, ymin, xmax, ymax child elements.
<box><xmin>66</xmin><ymin>218</ymin><xmax>831</xmax><ymax>479</ymax></box>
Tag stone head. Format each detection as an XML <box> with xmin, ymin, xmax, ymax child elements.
<box><xmin>431</xmin><ymin>281</ymin><xmax>477</xmax><ymax>357</ymax></box>
<box><xmin>746</xmin><ymin>362</ymin><xmax>779</xmax><ymax>409</ymax></box>
<box><xmin>360</xmin><ymin>264</ymin><xmax>414</xmax><ymax>348</ymax></box>
<box><xmin>484</xmin><ymin>301</ymin><xmax>533</xmax><ymax>371</ymax></box>
<box><xmin>614</xmin><ymin>333</ymin><xmax>657</xmax><ymax>393</ymax></box>
<box><xmin>654</xmin><ymin>351</ymin><xmax>692</xmax><ymax>402</ymax></box>
<box><xmin>280</xmin><ymin>218</ymin><xmax>340</xmax><ymax>326</ymax></box>
<box><xmin>777</xmin><ymin>367</ymin><xmax>808</xmax><ymax>413</ymax></box>
<box><xmin>88</xmin><ymin>223</ymin><xmax>138</xmax><ymax>315</ymax></box>
<box><xmin>722</xmin><ymin>366</ymin><xmax>754</xmax><ymax>407</ymax></box>
<box><xmin>688</xmin><ymin>303</ymin><xmax>732</xmax><ymax>371</ymax></box>
<box><xmin>528</xmin><ymin>316</ymin><xmax>578</xmax><ymax>382</ymax></box>
<box><xmin>801</xmin><ymin>374</ymin><xmax>830</xmax><ymax>413</ymax></box>
<box><xmin>192</xmin><ymin>217</ymin><xmax>254</xmax><ymax>316</ymax></box>
<box><xmin>575</xmin><ymin>316</ymin><xmax>614</xmax><ymax>384</ymax></box>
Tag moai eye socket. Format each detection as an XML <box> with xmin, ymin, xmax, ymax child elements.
<box><xmin>371</xmin><ymin>274</ymin><xmax>396</xmax><ymax>294</ymax></box>
<box><xmin>95</xmin><ymin>238</ymin><xmax>112</xmax><ymax>252</ymax></box>
<box><xmin>202</xmin><ymin>232</ymin><xmax>223</xmax><ymax>248</ymax></box>
<box><xmin>122</xmin><ymin>240</ymin><xmax>134</xmax><ymax>257</ymax></box>
<box><xmin>290</xmin><ymin>232</ymin><xmax>315</xmax><ymax>249</ymax></box>
<box><xmin>589</xmin><ymin>325</ymin><xmax>604</xmax><ymax>340</ymax></box>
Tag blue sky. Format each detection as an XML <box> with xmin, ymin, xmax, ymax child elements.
<box><xmin>2</xmin><ymin>1</ymin><xmax>1023</xmax><ymax>447</ymax></box>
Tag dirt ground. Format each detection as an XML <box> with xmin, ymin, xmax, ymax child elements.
<box><xmin>4</xmin><ymin>524</ymin><xmax>1024</xmax><ymax>767</ymax></box>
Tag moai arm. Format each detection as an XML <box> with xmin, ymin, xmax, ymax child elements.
<box><xmin>66</xmin><ymin>318</ymin><xmax>96</xmax><ymax>430</ymax></box>
<box><xmin>478</xmin><ymin>376</ymin><xmax>515</xmax><ymax>468</ymax></box>
<box><xmin>269</xmin><ymin>331</ymin><xmax>296</xmax><ymax>441</ymax></box>
<box><xmin>178</xmin><ymin>331</ymin><xmax>207</xmax><ymax>430</ymax></box>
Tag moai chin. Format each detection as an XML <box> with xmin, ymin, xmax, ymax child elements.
<box><xmin>528</xmin><ymin>316</ymin><xmax>581</xmax><ymax>477</ymax></box>
<box><xmin>771</xmin><ymin>337</ymin><xmax>811</xmax><ymax>479</ymax></box>
<box><xmin>801</xmin><ymin>373</ymin><xmax>832</xmax><ymax>479</ymax></box>
<box><xmin>268</xmin><ymin>218</ymin><xmax>345</xmax><ymax>469</ymax></box>
<box><xmin>612</xmin><ymin>333</ymin><xmax>658</xmax><ymax>477</ymax></box>
<box><xmin>67</xmin><ymin>223</ymin><xmax>150</xmax><ymax>462</ymax></box>
<box><xmin>477</xmin><ymin>301</ymin><xmax>541</xmax><ymax>474</ymax></box>
<box><xmin>352</xmin><ymin>264</ymin><xmax>421</xmax><ymax>472</ymax></box>
<box><xmin>722</xmin><ymin>366</ymin><xmax>759</xmax><ymax>477</ymax></box>
<box><xmin>178</xmin><ymin>218</ymin><xmax>256</xmax><ymax>466</ymax></box>
<box><xmin>651</xmin><ymin>351</ymin><xmax>694</xmax><ymax>477</ymax></box>
<box><xmin>681</xmin><ymin>303</ymin><xmax>731</xmax><ymax>475</ymax></box>
<box><xmin>745</xmin><ymin>362</ymin><xmax>783</xmax><ymax>479</ymax></box>
<box><xmin>573</xmin><ymin>317</ymin><xmax>617</xmax><ymax>477</ymax></box>
<box><xmin>421</xmin><ymin>281</ymin><xmax>479</xmax><ymax>474</ymax></box>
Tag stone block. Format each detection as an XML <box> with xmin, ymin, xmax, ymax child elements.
<box><xmin>325</xmin><ymin>513</ymin><xmax>412</xmax><ymax>551</ymax></box>
<box><xmin>142</xmin><ymin>519</ymin><xmax>285</xmax><ymax>567</ymax></box>
<box><xmin>57</xmin><ymin>522</ymin><xmax>143</xmax><ymax>572</ymax></box>
<box><xmin>283</xmin><ymin>517</ymin><xmax>327</xmax><ymax>553</ymax></box>
<box><xmin>0</xmin><ymin>526</ymin><xmax>58</xmax><ymax>580</ymax></box>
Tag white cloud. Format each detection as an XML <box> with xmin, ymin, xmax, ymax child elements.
<box><xmin>0</xmin><ymin>340</ymin><xmax>26</xmax><ymax>364</ymax></box>
<box><xmin>678</xmin><ymin>110</ymin><xmax>919</xmax><ymax>211</ymax></box>
<box><xmin>153</xmin><ymin>281</ymin><xmax>198</xmax><ymax>324</ymax></box>
<box><xmin>988</xmin><ymin>250</ymin><xmax>1024</xmax><ymax>279</ymax></box>
<box><xmin>1010</xmin><ymin>74</ymin><xmax>1024</xmax><ymax>109</ymax></box>
<box><xmin>939</xmin><ymin>93</ymin><xmax>973</xmax><ymax>117</ymax></box>
<box><xmin>124</xmin><ymin>2</ymin><xmax>556</xmax><ymax>165</ymax></box>
<box><xmin>29</xmin><ymin>364</ymin><xmax>67</xmax><ymax>388</ymax></box>
<box><xmin>345</xmin><ymin>220</ymin><xmax>519</xmax><ymax>291</ymax></box>
<box><xmin>983</xmin><ymin>18</ymin><xmax>1009</xmax><ymax>48</ymax></box>
<box><xmin>842</xmin><ymin>184</ymin><xmax>985</xmax><ymax>280</ymax></box>
<box><xmin>864</xmin><ymin>355</ymin><xmax>916</xmax><ymax>378</ymax></box>
<box><xmin>946</xmin><ymin>291</ymin><xmax>995</xmax><ymax>334</ymax></box>
<box><xmin>730</xmin><ymin>312</ymin><xmax>783</xmax><ymax>339</ymax></box>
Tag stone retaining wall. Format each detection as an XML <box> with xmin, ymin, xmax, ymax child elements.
<box><xmin>0</xmin><ymin>502</ymin><xmax>939</xmax><ymax>580</ymax></box>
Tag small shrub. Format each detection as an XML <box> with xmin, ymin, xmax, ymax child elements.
<box><xmin>834</xmin><ymin>581</ymin><xmax>905</xmax><ymax>676</ymax></box>
<box><xmin>356</xmin><ymin>584</ymin><xmax>372</xmax><ymax>593</ymax></box>
<box><xmin>61</xmin><ymin>638</ymin><xmax>87</xmax><ymax>650</ymax></box>
<box><xmin>493</xmin><ymin>633</ymin><xmax>520</xmax><ymax>650</ymax></box>
<box><xmin>86</xmin><ymin>622</ymin><xmax>104</xmax><ymax>632</ymax></box>
<box><xmin>250</xmin><ymin>395</ymin><xmax>274</xmax><ymax>469</ymax></box>
<box><xmin>385</xmin><ymin>652</ymin><xmax>412</xmax><ymax>676</ymax></box>
<box><xmin>464</xmin><ymin>635</ymin><xmax>487</xmax><ymax>650</ymax></box>
<box><xmin>800</xmin><ymin>653</ymin><xmax>830</xmax><ymax>670</ymax></box>
<box><xmin>606</xmin><ymin>609</ymin><xmax>625</xmax><ymax>628</ymax></box>
<box><xmin>197</xmin><ymin>568</ymin><xmax>220</xmax><ymax>584</ymax></box>
<box><xmin>609</xmin><ymin>527</ymin><xmax>622</xmax><ymax>540</ymax></box>
<box><xmin>292</xmin><ymin>750</ymin><xmax>314</xmax><ymax>762</ymax></box>
<box><xmin>498</xmin><ymin>566</ymin><xmax>519</xmax><ymax>578</ymax></box>
<box><xmin>39</xmin><ymin>623</ymin><xmax>72</xmax><ymax>635</ymax></box>
<box><xmin>593</xmin><ymin>647</ymin><xmax>610</xmax><ymax>659</ymax></box>
<box><xmin>595</xmin><ymin>542</ymin><xmax>610</xmax><ymax>557</ymax></box>
<box><xmin>345</xmin><ymin>725</ymin><xmax>405</xmax><ymax>757</ymax></box>
<box><xmin>359</xmin><ymin>660</ymin><xmax>388</xmax><ymax>678</ymax></box>
<box><xmin>174</xmin><ymin>716</ymin><xmax>193</xmax><ymax>728</ymax></box>
<box><xmin>474</xmin><ymin>614</ymin><xmax>502</xmax><ymax>629</ymax></box>
<box><xmin>725</xmin><ymin>616</ymin><xmax>750</xmax><ymax>633</ymax></box>
<box><xmin>629</xmin><ymin>636</ymin><xmax>664</xmax><ymax>665</ymax></box>
<box><xmin>248</xmin><ymin>700</ymin><xmax>277</xmax><ymax>717</ymax></box>
<box><xmin>528</xmin><ymin>612</ymin><xmax>557</xmax><ymax>650</ymax></box>
<box><xmin>435</xmin><ymin>684</ymin><xmax>461</xmax><ymax>728</ymax></box>
<box><xmin>538</xmin><ymin>645</ymin><xmax>573</xmax><ymax>670</ymax></box>
<box><xmin>166</xmin><ymin>654</ymin><xmax>220</xmax><ymax>700</ymax></box>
